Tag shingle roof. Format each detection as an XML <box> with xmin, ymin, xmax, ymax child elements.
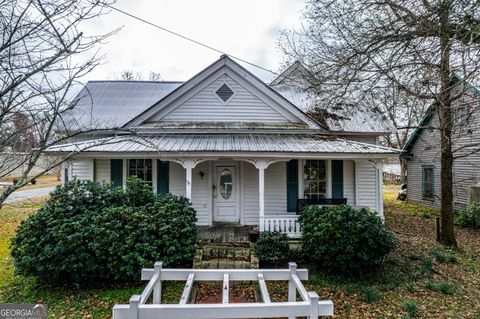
<box><xmin>62</xmin><ymin>81</ymin><xmax>183</xmax><ymax>131</ymax></box>
<box><xmin>44</xmin><ymin>134</ymin><xmax>398</xmax><ymax>155</ymax></box>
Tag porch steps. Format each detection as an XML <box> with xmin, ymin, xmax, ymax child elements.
<box><xmin>194</xmin><ymin>224</ymin><xmax>259</xmax><ymax>269</ymax></box>
<box><xmin>193</xmin><ymin>243</ymin><xmax>259</xmax><ymax>269</ymax></box>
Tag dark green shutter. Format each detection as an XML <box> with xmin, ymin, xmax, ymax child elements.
<box><xmin>110</xmin><ymin>159</ymin><xmax>123</xmax><ymax>188</ymax></box>
<box><xmin>286</xmin><ymin>160</ymin><xmax>299</xmax><ymax>212</ymax></box>
<box><xmin>331</xmin><ymin>160</ymin><xmax>344</xmax><ymax>198</ymax></box>
<box><xmin>157</xmin><ymin>160</ymin><xmax>169</xmax><ymax>195</ymax></box>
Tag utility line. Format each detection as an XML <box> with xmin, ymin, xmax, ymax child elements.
<box><xmin>105</xmin><ymin>4</ymin><xmax>280</xmax><ymax>76</ymax></box>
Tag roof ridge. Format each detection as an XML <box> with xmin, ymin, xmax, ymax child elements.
<box><xmin>87</xmin><ymin>80</ymin><xmax>185</xmax><ymax>84</ymax></box>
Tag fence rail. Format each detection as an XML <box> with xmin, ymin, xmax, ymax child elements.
<box><xmin>113</xmin><ymin>262</ymin><xmax>334</xmax><ymax>319</ymax></box>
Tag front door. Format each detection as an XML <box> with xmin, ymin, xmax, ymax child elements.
<box><xmin>214</xmin><ymin>166</ymin><xmax>239</xmax><ymax>223</ymax></box>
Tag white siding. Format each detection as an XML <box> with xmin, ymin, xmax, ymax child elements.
<box><xmin>406</xmin><ymin>114</ymin><xmax>443</xmax><ymax>210</ymax></box>
<box><xmin>407</xmin><ymin>86</ymin><xmax>480</xmax><ymax>211</ymax></box>
<box><xmin>71</xmin><ymin>159</ymin><xmax>94</xmax><ymax>180</ymax></box>
<box><xmin>265</xmin><ymin>162</ymin><xmax>288</xmax><ymax>215</ymax></box>
<box><xmin>156</xmin><ymin>74</ymin><xmax>291</xmax><ymax>123</ymax></box>
<box><xmin>169</xmin><ymin>162</ymin><xmax>186</xmax><ymax>196</ymax></box>
<box><xmin>191</xmin><ymin>162</ymin><xmax>210</xmax><ymax>225</ymax></box>
<box><xmin>95</xmin><ymin>159</ymin><xmax>110</xmax><ymax>183</ymax></box>
<box><xmin>343</xmin><ymin>160</ymin><xmax>355</xmax><ymax>205</ymax></box>
<box><xmin>355</xmin><ymin>160</ymin><xmax>378</xmax><ymax>211</ymax></box>
<box><xmin>243</xmin><ymin>162</ymin><xmax>259</xmax><ymax>225</ymax></box>
<box><xmin>168</xmin><ymin>161</ymin><xmax>210</xmax><ymax>225</ymax></box>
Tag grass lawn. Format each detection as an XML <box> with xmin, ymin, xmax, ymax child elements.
<box><xmin>1</xmin><ymin>190</ymin><xmax>479</xmax><ymax>318</ymax></box>
<box><xmin>1</xmin><ymin>175</ymin><xmax>61</xmax><ymax>191</ymax></box>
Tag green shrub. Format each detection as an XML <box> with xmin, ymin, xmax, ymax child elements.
<box><xmin>346</xmin><ymin>283</ymin><xmax>381</xmax><ymax>303</ymax></box>
<box><xmin>11</xmin><ymin>177</ymin><xmax>197</xmax><ymax>283</ymax></box>
<box><xmin>403</xmin><ymin>300</ymin><xmax>419</xmax><ymax>318</ymax></box>
<box><xmin>254</xmin><ymin>231</ymin><xmax>290</xmax><ymax>265</ymax></box>
<box><xmin>425</xmin><ymin>281</ymin><xmax>458</xmax><ymax>295</ymax></box>
<box><xmin>456</xmin><ymin>202</ymin><xmax>480</xmax><ymax>228</ymax></box>
<box><xmin>298</xmin><ymin>205</ymin><xmax>395</xmax><ymax>274</ymax></box>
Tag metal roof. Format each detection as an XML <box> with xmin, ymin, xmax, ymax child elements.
<box><xmin>271</xmin><ymin>85</ymin><xmax>394</xmax><ymax>133</ymax></box>
<box><xmin>62</xmin><ymin>81</ymin><xmax>183</xmax><ymax>130</ymax></box>
<box><xmin>45</xmin><ymin>134</ymin><xmax>398</xmax><ymax>155</ymax></box>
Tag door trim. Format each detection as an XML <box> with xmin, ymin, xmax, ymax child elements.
<box><xmin>213</xmin><ymin>163</ymin><xmax>240</xmax><ymax>223</ymax></box>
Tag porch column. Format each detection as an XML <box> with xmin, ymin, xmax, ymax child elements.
<box><xmin>175</xmin><ymin>159</ymin><xmax>203</xmax><ymax>200</ymax></box>
<box><xmin>249</xmin><ymin>160</ymin><xmax>271</xmax><ymax>231</ymax></box>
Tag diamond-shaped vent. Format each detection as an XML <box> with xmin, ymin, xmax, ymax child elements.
<box><xmin>216</xmin><ymin>84</ymin><xmax>234</xmax><ymax>102</ymax></box>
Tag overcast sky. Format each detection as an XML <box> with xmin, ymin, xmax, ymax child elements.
<box><xmin>80</xmin><ymin>0</ymin><xmax>305</xmax><ymax>83</ymax></box>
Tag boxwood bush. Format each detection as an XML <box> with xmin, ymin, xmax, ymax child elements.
<box><xmin>298</xmin><ymin>205</ymin><xmax>395</xmax><ymax>274</ymax></box>
<box><xmin>456</xmin><ymin>202</ymin><xmax>480</xmax><ymax>228</ymax></box>
<box><xmin>254</xmin><ymin>231</ymin><xmax>290</xmax><ymax>265</ymax></box>
<box><xmin>11</xmin><ymin>177</ymin><xmax>197</xmax><ymax>283</ymax></box>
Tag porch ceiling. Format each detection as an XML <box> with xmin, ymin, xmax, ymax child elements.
<box><xmin>44</xmin><ymin>134</ymin><xmax>399</xmax><ymax>156</ymax></box>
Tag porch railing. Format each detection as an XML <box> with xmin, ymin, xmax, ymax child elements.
<box><xmin>262</xmin><ymin>215</ymin><xmax>302</xmax><ymax>238</ymax></box>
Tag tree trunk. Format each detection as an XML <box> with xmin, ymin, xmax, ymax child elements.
<box><xmin>439</xmin><ymin>109</ymin><xmax>456</xmax><ymax>247</ymax></box>
<box><xmin>437</xmin><ymin>6</ymin><xmax>457</xmax><ymax>247</ymax></box>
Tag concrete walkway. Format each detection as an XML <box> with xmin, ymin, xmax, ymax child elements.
<box><xmin>3</xmin><ymin>186</ymin><xmax>55</xmax><ymax>204</ymax></box>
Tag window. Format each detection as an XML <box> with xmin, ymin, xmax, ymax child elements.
<box><xmin>454</xmin><ymin>105</ymin><xmax>467</xmax><ymax>126</ymax></box>
<box><xmin>128</xmin><ymin>159</ymin><xmax>153</xmax><ymax>186</ymax></box>
<box><xmin>422</xmin><ymin>165</ymin><xmax>434</xmax><ymax>200</ymax></box>
<box><xmin>219</xmin><ymin>168</ymin><xmax>233</xmax><ymax>200</ymax></box>
<box><xmin>303</xmin><ymin>160</ymin><xmax>327</xmax><ymax>199</ymax></box>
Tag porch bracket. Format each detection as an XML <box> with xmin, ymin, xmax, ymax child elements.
<box><xmin>172</xmin><ymin>158</ymin><xmax>218</xmax><ymax>200</ymax></box>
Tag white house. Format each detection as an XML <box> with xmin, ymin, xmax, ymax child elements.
<box><xmin>45</xmin><ymin>55</ymin><xmax>397</xmax><ymax>237</ymax></box>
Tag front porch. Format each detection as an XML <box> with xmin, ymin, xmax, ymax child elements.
<box><xmin>66</xmin><ymin>156</ymin><xmax>385</xmax><ymax>237</ymax></box>
<box><xmin>55</xmin><ymin>135</ymin><xmax>394</xmax><ymax>238</ymax></box>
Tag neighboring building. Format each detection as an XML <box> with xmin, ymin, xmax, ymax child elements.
<box><xmin>383</xmin><ymin>163</ymin><xmax>402</xmax><ymax>184</ymax></box>
<box><xmin>401</xmin><ymin>76</ymin><xmax>480</xmax><ymax>211</ymax></box>
<box><xmin>44</xmin><ymin>55</ymin><xmax>397</xmax><ymax>237</ymax></box>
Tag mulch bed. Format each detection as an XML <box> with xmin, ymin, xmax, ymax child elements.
<box><xmin>193</xmin><ymin>282</ymin><xmax>257</xmax><ymax>304</ymax></box>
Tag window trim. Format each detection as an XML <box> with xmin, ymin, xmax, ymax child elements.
<box><xmin>303</xmin><ymin>159</ymin><xmax>328</xmax><ymax>200</ymax></box>
<box><xmin>422</xmin><ymin>164</ymin><xmax>435</xmax><ymax>201</ymax></box>
<box><xmin>127</xmin><ymin>158</ymin><xmax>153</xmax><ymax>186</ymax></box>
<box><xmin>212</xmin><ymin>81</ymin><xmax>236</xmax><ymax>105</ymax></box>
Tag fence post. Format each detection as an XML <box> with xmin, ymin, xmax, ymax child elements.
<box><xmin>288</xmin><ymin>262</ymin><xmax>297</xmax><ymax>319</ymax></box>
<box><xmin>128</xmin><ymin>295</ymin><xmax>141</xmax><ymax>319</ymax></box>
<box><xmin>153</xmin><ymin>262</ymin><xmax>162</xmax><ymax>304</ymax></box>
<box><xmin>308</xmin><ymin>292</ymin><xmax>319</xmax><ymax>319</ymax></box>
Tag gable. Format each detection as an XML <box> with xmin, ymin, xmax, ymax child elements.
<box><xmin>402</xmin><ymin>75</ymin><xmax>480</xmax><ymax>157</ymax></box>
<box><xmin>146</xmin><ymin>73</ymin><xmax>293</xmax><ymax>123</ymax></box>
<box><xmin>126</xmin><ymin>55</ymin><xmax>322</xmax><ymax>129</ymax></box>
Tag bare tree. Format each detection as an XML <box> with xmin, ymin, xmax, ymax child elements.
<box><xmin>116</xmin><ymin>71</ymin><xmax>162</xmax><ymax>81</ymax></box>
<box><xmin>368</xmin><ymin>87</ymin><xmax>430</xmax><ymax>182</ymax></box>
<box><xmin>280</xmin><ymin>0</ymin><xmax>480</xmax><ymax>246</ymax></box>
<box><xmin>0</xmin><ymin>0</ymin><xmax>119</xmax><ymax>206</ymax></box>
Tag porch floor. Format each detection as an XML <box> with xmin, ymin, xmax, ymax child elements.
<box><xmin>197</xmin><ymin>223</ymin><xmax>251</xmax><ymax>244</ymax></box>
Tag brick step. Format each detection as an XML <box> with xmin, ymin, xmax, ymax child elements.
<box><xmin>193</xmin><ymin>244</ymin><xmax>259</xmax><ymax>269</ymax></box>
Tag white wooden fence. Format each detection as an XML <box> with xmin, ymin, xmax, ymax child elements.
<box><xmin>112</xmin><ymin>262</ymin><xmax>334</xmax><ymax>319</ymax></box>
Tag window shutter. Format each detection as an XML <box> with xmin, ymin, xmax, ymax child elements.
<box><xmin>110</xmin><ymin>159</ymin><xmax>123</xmax><ymax>188</ymax></box>
<box><xmin>157</xmin><ymin>160</ymin><xmax>169</xmax><ymax>195</ymax></box>
<box><xmin>332</xmin><ymin>160</ymin><xmax>344</xmax><ymax>198</ymax></box>
<box><xmin>286</xmin><ymin>160</ymin><xmax>298</xmax><ymax>212</ymax></box>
